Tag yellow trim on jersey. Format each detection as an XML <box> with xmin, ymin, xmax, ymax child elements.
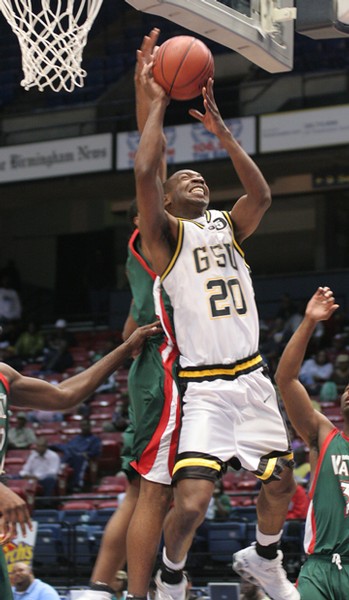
<box><xmin>255</xmin><ymin>452</ymin><xmax>294</xmax><ymax>481</ymax></box>
<box><xmin>178</xmin><ymin>217</ymin><xmax>204</xmax><ymax>229</ymax></box>
<box><xmin>223</xmin><ymin>210</ymin><xmax>233</xmax><ymax>230</ymax></box>
<box><xmin>178</xmin><ymin>353</ymin><xmax>263</xmax><ymax>379</ymax></box>
<box><xmin>173</xmin><ymin>457</ymin><xmax>221</xmax><ymax>476</ymax></box>
<box><xmin>221</xmin><ymin>210</ymin><xmax>246</xmax><ymax>261</ymax></box>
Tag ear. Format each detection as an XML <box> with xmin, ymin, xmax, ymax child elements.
<box><xmin>133</xmin><ymin>215</ymin><xmax>140</xmax><ymax>227</ymax></box>
<box><xmin>163</xmin><ymin>193</ymin><xmax>171</xmax><ymax>209</ymax></box>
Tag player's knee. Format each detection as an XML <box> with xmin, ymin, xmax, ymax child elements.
<box><xmin>176</xmin><ymin>490</ymin><xmax>210</xmax><ymax>528</ymax></box>
<box><xmin>264</xmin><ymin>468</ymin><xmax>296</xmax><ymax>499</ymax></box>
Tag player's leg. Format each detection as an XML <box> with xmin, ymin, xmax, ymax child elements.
<box><xmin>155</xmin><ymin>477</ymin><xmax>215</xmax><ymax>600</ymax></box>
<box><xmin>257</xmin><ymin>465</ymin><xmax>296</xmax><ymax>534</ymax></box>
<box><xmin>78</xmin><ymin>477</ymin><xmax>140</xmax><ymax>600</ymax></box>
<box><xmin>232</xmin><ymin>370</ymin><xmax>300</xmax><ymax>600</ymax></box>
<box><xmin>126</xmin><ymin>478</ymin><xmax>172</xmax><ymax>598</ymax></box>
<box><xmin>233</xmin><ymin>467</ymin><xmax>299</xmax><ymax>600</ymax></box>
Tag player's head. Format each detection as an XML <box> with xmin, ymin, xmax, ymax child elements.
<box><xmin>164</xmin><ymin>169</ymin><xmax>209</xmax><ymax>218</ymax></box>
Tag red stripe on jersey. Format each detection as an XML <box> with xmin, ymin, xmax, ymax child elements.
<box><xmin>130</xmin><ymin>342</ymin><xmax>179</xmax><ymax>477</ymax></box>
<box><xmin>0</xmin><ymin>373</ymin><xmax>10</xmax><ymax>394</ymax></box>
<box><xmin>159</xmin><ymin>287</ymin><xmax>177</xmax><ymax>349</ymax></box>
<box><xmin>128</xmin><ymin>229</ymin><xmax>156</xmax><ymax>280</ymax></box>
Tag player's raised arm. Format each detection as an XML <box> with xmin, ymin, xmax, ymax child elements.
<box><xmin>275</xmin><ymin>287</ymin><xmax>339</xmax><ymax>446</ymax></box>
<box><xmin>135</xmin><ymin>30</ymin><xmax>168</xmax><ymax>185</ymax></box>
<box><xmin>3</xmin><ymin>321</ymin><xmax>162</xmax><ymax>411</ymax></box>
<box><xmin>134</xmin><ymin>62</ymin><xmax>176</xmax><ymax>276</ymax></box>
<box><xmin>189</xmin><ymin>78</ymin><xmax>271</xmax><ymax>244</ymax></box>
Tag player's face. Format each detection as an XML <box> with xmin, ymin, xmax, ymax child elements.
<box><xmin>165</xmin><ymin>169</ymin><xmax>209</xmax><ymax>218</ymax></box>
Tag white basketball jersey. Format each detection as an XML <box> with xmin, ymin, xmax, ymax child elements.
<box><xmin>158</xmin><ymin>210</ymin><xmax>260</xmax><ymax>369</ymax></box>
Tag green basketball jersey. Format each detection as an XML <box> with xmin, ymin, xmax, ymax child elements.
<box><xmin>125</xmin><ymin>230</ymin><xmax>180</xmax><ymax>484</ymax></box>
<box><xmin>126</xmin><ymin>229</ymin><xmax>158</xmax><ymax>328</ymax></box>
<box><xmin>305</xmin><ymin>428</ymin><xmax>349</xmax><ymax>556</ymax></box>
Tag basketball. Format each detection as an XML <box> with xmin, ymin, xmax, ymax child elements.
<box><xmin>152</xmin><ymin>35</ymin><xmax>214</xmax><ymax>101</ymax></box>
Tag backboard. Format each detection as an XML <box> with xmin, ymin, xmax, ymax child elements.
<box><xmin>296</xmin><ymin>0</ymin><xmax>349</xmax><ymax>39</ymax></box>
<box><xmin>125</xmin><ymin>0</ymin><xmax>296</xmax><ymax>73</ymax></box>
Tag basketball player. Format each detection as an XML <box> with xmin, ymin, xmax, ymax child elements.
<box><xmin>78</xmin><ymin>29</ymin><xmax>181</xmax><ymax>600</ymax></box>
<box><xmin>275</xmin><ymin>286</ymin><xmax>349</xmax><ymax>600</ymax></box>
<box><xmin>134</xmin><ymin>59</ymin><xmax>299</xmax><ymax>600</ymax></box>
<box><xmin>0</xmin><ymin>320</ymin><xmax>160</xmax><ymax>600</ymax></box>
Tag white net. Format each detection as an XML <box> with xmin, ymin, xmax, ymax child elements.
<box><xmin>0</xmin><ymin>0</ymin><xmax>104</xmax><ymax>92</ymax></box>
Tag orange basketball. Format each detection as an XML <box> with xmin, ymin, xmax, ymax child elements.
<box><xmin>152</xmin><ymin>35</ymin><xmax>214</xmax><ymax>101</ymax></box>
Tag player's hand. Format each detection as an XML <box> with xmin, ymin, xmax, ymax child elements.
<box><xmin>140</xmin><ymin>61</ymin><xmax>169</xmax><ymax>105</ymax></box>
<box><xmin>126</xmin><ymin>320</ymin><xmax>163</xmax><ymax>358</ymax></box>
<box><xmin>0</xmin><ymin>483</ymin><xmax>32</xmax><ymax>540</ymax></box>
<box><xmin>305</xmin><ymin>287</ymin><xmax>339</xmax><ymax>323</ymax></box>
<box><xmin>189</xmin><ymin>78</ymin><xmax>229</xmax><ymax>137</ymax></box>
<box><xmin>135</xmin><ymin>28</ymin><xmax>160</xmax><ymax>85</ymax></box>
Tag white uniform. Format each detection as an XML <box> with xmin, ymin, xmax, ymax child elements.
<box><xmin>154</xmin><ymin>210</ymin><xmax>292</xmax><ymax>482</ymax></box>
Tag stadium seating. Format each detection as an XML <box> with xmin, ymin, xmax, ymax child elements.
<box><xmin>208</xmin><ymin>521</ymin><xmax>247</xmax><ymax>563</ymax></box>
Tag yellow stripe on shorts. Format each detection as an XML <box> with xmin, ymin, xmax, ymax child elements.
<box><xmin>172</xmin><ymin>457</ymin><xmax>222</xmax><ymax>476</ymax></box>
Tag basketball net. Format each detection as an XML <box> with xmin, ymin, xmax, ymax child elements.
<box><xmin>0</xmin><ymin>0</ymin><xmax>103</xmax><ymax>92</ymax></box>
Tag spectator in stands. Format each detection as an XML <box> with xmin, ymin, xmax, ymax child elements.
<box><xmin>111</xmin><ymin>569</ymin><xmax>128</xmax><ymax>600</ymax></box>
<box><xmin>89</xmin><ymin>337</ymin><xmax>119</xmax><ymax>394</ymax></box>
<box><xmin>27</xmin><ymin>407</ymin><xmax>63</xmax><ymax>424</ymax></box>
<box><xmin>8</xmin><ymin>412</ymin><xmax>37</xmax><ymax>449</ymax></box>
<box><xmin>103</xmin><ymin>398</ymin><xmax>130</xmax><ymax>432</ymax></box>
<box><xmin>52</xmin><ymin>419</ymin><xmax>102</xmax><ymax>492</ymax></box>
<box><xmin>332</xmin><ymin>353</ymin><xmax>349</xmax><ymax>395</ymax></box>
<box><xmin>240</xmin><ymin>580</ymin><xmax>270</xmax><ymax>599</ymax></box>
<box><xmin>293</xmin><ymin>446</ymin><xmax>311</xmax><ymax>483</ymax></box>
<box><xmin>40</xmin><ymin>318</ymin><xmax>75</xmax><ymax>373</ymax></box>
<box><xmin>4</xmin><ymin>320</ymin><xmax>45</xmax><ymax>370</ymax></box>
<box><xmin>326</xmin><ymin>332</ymin><xmax>349</xmax><ymax>364</ymax></box>
<box><xmin>286</xmin><ymin>482</ymin><xmax>310</xmax><ymax>520</ymax></box>
<box><xmin>299</xmin><ymin>348</ymin><xmax>334</xmax><ymax>396</ymax></box>
<box><xmin>19</xmin><ymin>437</ymin><xmax>61</xmax><ymax>499</ymax></box>
<box><xmin>0</xmin><ymin>273</ymin><xmax>22</xmax><ymax>325</ymax></box>
<box><xmin>11</xmin><ymin>561</ymin><xmax>60</xmax><ymax>600</ymax></box>
<box><xmin>205</xmin><ymin>480</ymin><xmax>232</xmax><ymax>521</ymax></box>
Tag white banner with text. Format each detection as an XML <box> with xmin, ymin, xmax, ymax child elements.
<box><xmin>116</xmin><ymin>117</ymin><xmax>256</xmax><ymax>170</ymax></box>
<box><xmin>0</xmin><ymin>134</ymin><xmax>113</xmax><ymax>183</ymax></box>
<box><xmin>260</xmin><ymin>105</ymin><xmax>349</xmax><ymax>153</ymax></box>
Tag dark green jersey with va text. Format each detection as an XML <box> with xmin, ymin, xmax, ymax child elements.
<box><xmin>304</xmin><ymin>428</ymin><xmax>349</xmax><ymax>556</ymax></box>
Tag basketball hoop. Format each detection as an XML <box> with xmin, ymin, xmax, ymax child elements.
<box><xmin>0</xmin><ymin>0</ymin><xmax>104</xmax><ymax>92</ymax></box>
